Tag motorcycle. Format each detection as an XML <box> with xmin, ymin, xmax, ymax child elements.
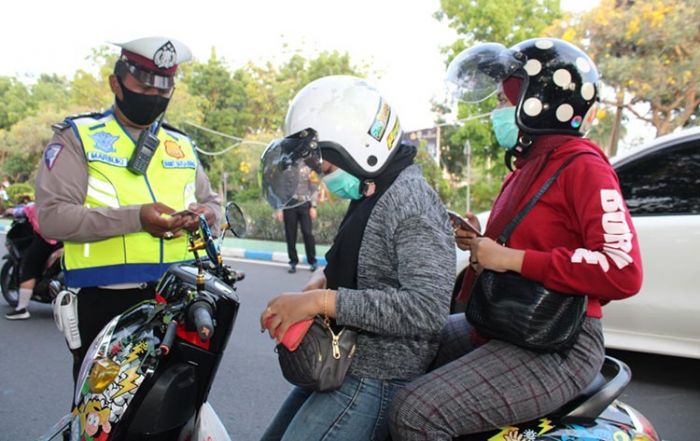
<box><xmin>39</xmin><ymin>202</ymin><xmax>248</xmax><ymax>441</ymax></box>
<box><xmin>1</xmin><ymin>216</ymin><xmax>63</xmax><ymax>306</ymax></box>
<box><xmin>452</xmin><ymin>355</ymin><xmax>659</xmax><ymax>440</ymax></box>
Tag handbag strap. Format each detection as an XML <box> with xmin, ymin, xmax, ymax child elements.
<box><xmin>497</xmin><ymin>151</ymin><xmax>595</xmax><ymax>245</ymax></box>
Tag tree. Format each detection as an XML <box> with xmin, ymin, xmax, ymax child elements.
<box><xmin>68</xmin><ymin>46</ymin><xmax>116</xmax><ymax>111</ymax></box>
<box><xmin>555</xmin><ymin>0</ymin><xmax>700</xmax><ymax>146</ymax></box>
<box><xmin>0</xmin><ymin>77</ymin><xmax>33</xmax><ymax>130</ymax></box>
<box><xmin>0</xmin><ymin>109</ymin><xmax>69</xmax><ymax>181</ymax></box>
<box><xmin>30</xmin><ymin>74</ymin><xmax>71</xmax><ymax>111</ymax></box>
<box><xmin>435</xmin><ymin>0</ymin><xmax>563</xmax><ymax>199</ymax></box>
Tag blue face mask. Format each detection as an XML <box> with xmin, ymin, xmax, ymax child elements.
<box><xmin>491</xmin><ymin>106</ymin><xmax>519</xmax><ymax>149</ymax></box>
<box><xmin>322</xmin><ymin>169</ymin><xmax>363</xmax><ymax>200</ymax></box>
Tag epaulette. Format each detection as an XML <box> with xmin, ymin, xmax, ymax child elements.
<box><xmin>161</xmin><ymin>121</ymin><xmax>190</xmax><ymax>138</ymax></box>
<box><xmin>64</xmin><ymin>111</ymin><xmax>105</xmax><ymax>122</ymax></box>
<box><xmin>51</xmin><ymin>121</ymin><xmax>71</xmax><ymax>132</ymax></box>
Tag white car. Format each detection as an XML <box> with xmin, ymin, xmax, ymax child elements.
<box><xmin>454</xmin><ymin>127</ymin><xmax>700</xmax><ymax>359</ymax></box>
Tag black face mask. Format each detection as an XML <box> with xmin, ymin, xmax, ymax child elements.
<box><xmin>115</xmin><ymin>76</ymin><xmax>171</xmax><ymax>126</ymax></box>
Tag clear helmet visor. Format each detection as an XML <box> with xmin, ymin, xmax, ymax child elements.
<box><xmin>446</xmin><ymin>43</ymin><xmax>525</xmax><ymax>104</ymax></box>
<box><xmin>260</xmin><ymin>129</ymin><xmax>322</xmax><ymax>210</ymax></box>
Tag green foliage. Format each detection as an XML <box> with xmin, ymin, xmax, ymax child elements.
<box><xmin>434</xmin><ymin>0</ymin><xmax>562</xmax><ymax>213</ymax></box>
<box><xmin>551</xmin><ymin>0</ymin><xmax>700</xmax><ymax>137</ymax></box>
<box><xmin>0</xmin><ymin>108</ymin><xmax>69</xmax><ymax>181</ymax></box>
<box><xmin>6</xmin><ymin>182</ymin><xmax>34</xmax><ymax>204</ymax></box>
<box><xmin>238</xmin><ymin>200</ymin><xmax>349</xmax><ymax>244</ymax></box>
<box><xmin>0</xmin><ymin>77</ymin><xmax>33</xmax><ymax>130</ymax></box>
<box><xmin>436</xmin><ymin>0</ymin><xmax>562</xmax><ymax>59</ymax></box>
<box><xmin>415</xmin><ymin>148</ymin><xmax>453</xmax><ymax>203</ymax></box>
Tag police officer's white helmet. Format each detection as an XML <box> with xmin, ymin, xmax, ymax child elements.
<box><xmin>284</xmin><ymin>75</ymin><xmax>403</xmax><ymax>179</ymax></box>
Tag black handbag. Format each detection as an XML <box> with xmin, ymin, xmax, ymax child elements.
<box><xmin>277</xmin><ymin>316</ymin><xmax>358</xmax><ymax>392</ymax></box>
<box><xmin>466</xmin><ymin>153</ymin><xmax>591</xmax><ymax>353</ymax></box>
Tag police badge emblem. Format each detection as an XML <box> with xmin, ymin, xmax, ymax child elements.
<box><xmin>153</xmin><ymin>41</ymin><xmax>177</xmax><ymax>69</ymax></box>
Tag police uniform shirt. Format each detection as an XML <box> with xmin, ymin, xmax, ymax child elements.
<box><xmin>35</xmin><ymin>115</ymin><xmax>221</xmax><ymax>242</ymax></box>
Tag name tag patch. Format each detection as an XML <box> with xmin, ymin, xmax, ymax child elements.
<box><xmin>162</xmin><ymin>159</ymin><xmax>196</xmax><ymax>169</ymax></box>
<box><xmin>87</xmin><ymin>151</ymin><xmax>128</xmax><ymax>167</ymax></box>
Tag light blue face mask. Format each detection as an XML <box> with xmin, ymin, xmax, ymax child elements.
<box><xmin>322</xmin><ymin>168</ymin><xmax>363</xmax><ymax>200</ymax></box>
<box><xmin>491</xmin><ymin>106</ymin><xmax>519</xmax><ymax>149</ymax></box>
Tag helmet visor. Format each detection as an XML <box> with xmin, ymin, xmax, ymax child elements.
<box><xmin>260</xmin><ymin>129</ymin><xmax>322</xmax><ymax>210</ymax></box>
<box><xmin>446</xmin><ymin>43</ymin><xmax>524</xmax><ymax>103</ymax></box>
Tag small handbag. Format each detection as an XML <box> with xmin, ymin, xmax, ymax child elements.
<box><xmin>466</xmin><ymin>153</ymin><xmax>591</xmax><ymax>353</ymax></box>
<box><xmin>276</xmin><ymin>316</ymin><xmax>358</xmax><ymax>392</ymax></box>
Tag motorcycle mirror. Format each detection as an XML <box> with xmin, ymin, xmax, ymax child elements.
<box><xmin>225</xmin><ymin>202</ymin><xmax>247</xmax><ymax>238</ymax></box>
<box><xmin>198</xmin><ymin>214</ymin><xmax>221</xmax><ymax>266</ymax></box>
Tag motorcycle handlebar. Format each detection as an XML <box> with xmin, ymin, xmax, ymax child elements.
<box><xmin>189</xmin><ymin>301</ymin><xmax>215</xmax><ymax>341</ymax></box>
<box><xmin>158</xmin><ymin>320</ymin><xmax>178</xmax><ymax>356</ymax></box>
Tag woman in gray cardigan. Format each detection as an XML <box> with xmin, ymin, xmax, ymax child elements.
<box><xmin>260</xmin><ymin>75</ymin><xmax>455</xmax><ymax>441</ymax></box>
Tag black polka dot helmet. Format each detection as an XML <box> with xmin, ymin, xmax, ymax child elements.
<box><xmin>446</xmin><ymin>38</ymin><xmax>600</xmax><ymax>136</ymax></box>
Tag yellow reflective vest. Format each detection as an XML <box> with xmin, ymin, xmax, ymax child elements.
<box><xmin>63</xmin><ymin>110</ymin><xmax>197</xmax><ymax>287</ymax></box>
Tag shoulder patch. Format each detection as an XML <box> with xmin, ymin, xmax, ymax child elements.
<box><xmin>44</xmin><ymin>143</ymin><xmax>64</xmax><ymax>170</ymax></box>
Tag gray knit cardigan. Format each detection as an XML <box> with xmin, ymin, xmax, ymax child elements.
<box><xmin>335</xmin><ymin>164</ymin><xmax>455</xmax><ymax>380</ymax></box>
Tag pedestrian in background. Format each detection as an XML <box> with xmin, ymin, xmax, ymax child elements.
<box><xmin>275</xmin><ymin>162</ymin><xmax>319</xmax><ymax>273</ymax></box>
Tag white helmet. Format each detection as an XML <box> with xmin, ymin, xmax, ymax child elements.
<box><xmin>284</xmin><ymin>75</ymin><xmax>403</xmax><ymax>179</ymax></box>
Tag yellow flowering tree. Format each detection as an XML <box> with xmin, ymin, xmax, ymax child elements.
<box><xmin>552</xmin><ymin>0</ymin><xmax>700</xmax><ymax>153</ymax></box>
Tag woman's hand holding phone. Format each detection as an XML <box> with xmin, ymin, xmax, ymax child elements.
<box><xmin>448</xmin><ymin>210</ymin><xmax>482</xmax><ymax>250</ymax></box>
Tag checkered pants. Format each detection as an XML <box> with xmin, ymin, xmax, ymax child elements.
<box><xmin>388</xmin><ymin>314</ymin><xmax>605</xmax><ymax>440</ymax></box>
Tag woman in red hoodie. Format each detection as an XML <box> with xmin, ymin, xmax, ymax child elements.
<box><xmin>389</xmin><ymin>38</ymin><xmax>643</xmax><ymax>440</ymax></box>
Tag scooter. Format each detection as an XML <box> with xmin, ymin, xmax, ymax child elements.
<box><xmin>1</xmin><ymin>216</ymin><xmax>63</xmax><ymax>306</ymax></box>
<box><xmin>39</xmin><ymin>202</ymin><xmax>248</xmax><ymax>441</ymax></box>
<box><xmin>453</xmin><ymin>355</ymin><xmax>659</xmax><ymax>440</ymax></box>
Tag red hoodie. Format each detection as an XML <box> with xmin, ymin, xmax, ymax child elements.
<box><xmin>497</xmin><ymin>139</ymin><xmax>643</xmax><ymax>318</ymax></box>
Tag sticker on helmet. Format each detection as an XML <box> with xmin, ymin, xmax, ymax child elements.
<box><xmin>386</xmin><ymin>117</ymin><xmax>400</xmax><ymax>150</ymax></box>
<box><xmin>368</xmin><ymin>100</ymin><xmax>391</xmax><ymax>141</ymax></box>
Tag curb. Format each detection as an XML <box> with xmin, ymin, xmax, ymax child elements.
<box><xmin>0</xmin><ymin>226</ymin><xmax>327</xmax><ymax>267</ymax></box>
<box><xmin>220</xmin><ymin>247</ymin><xmax>327</xmax><ymax>266</ymax></box>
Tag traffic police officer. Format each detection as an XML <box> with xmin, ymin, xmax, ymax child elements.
<box><xmin>35</xmin><ymin>37</ymin><xmax>221</xmax><ymax>380</ymax></box>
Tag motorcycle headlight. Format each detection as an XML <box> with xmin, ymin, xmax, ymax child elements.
<box><xmin>74</xmin><ymin>315</ymin><xmax>120</xmax><ymax>405</ymax></box>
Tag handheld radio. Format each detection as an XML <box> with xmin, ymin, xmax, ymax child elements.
<box><xmin>127</xmin><ymin>113</ymin><xmax>165</xmax><ymax>175</ymax></box>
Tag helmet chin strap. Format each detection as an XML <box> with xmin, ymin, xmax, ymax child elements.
<box><xmin>504</xmin><ymin>134</ymin><xmax>535</xmax><ymax>171</ymax></box>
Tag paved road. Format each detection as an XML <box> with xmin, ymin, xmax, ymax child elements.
<box><xmin>1</xmin><ymin>256</ymin><xmax>699</xmax><ymax>440</ymax></box>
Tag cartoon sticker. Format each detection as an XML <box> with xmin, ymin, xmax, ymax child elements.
<box><xmin>368</xmin><ymin>100</ymin><xmax>391</xmax><ymax>141</ymax></box>
<box><xmin>386</xmin><ymin>117</ymin><xmax>400</xmax><ymax>150</ymax></box>
<box><xmin>79</xmin><ymin>398</ymin><xmax>111</xmax><ymax>440</ymax></box>
<box><xmin>44</xmin><ymin>143</ymin><xmax>64</xmax><ymax>170</ymax></box>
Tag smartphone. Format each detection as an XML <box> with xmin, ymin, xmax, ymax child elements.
<box><xmin>264</xmin><ymin>316</ymin><xmax>313</xmax><ymax>352</ymax></box>
<box><xmin>447</xmin><ymin>210</ymin><xmax>481</xmax><ymax>236</ymax></box>
<box><xmin>170</xmin><ymin>209</ymin><xmax>198</xmax><ymax>219</ymax></box>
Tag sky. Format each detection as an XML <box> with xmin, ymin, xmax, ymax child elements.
<box><xmin>2</xmin><ymin>0</ymin><xmax>597</xmax><ymax>133</ymax></box>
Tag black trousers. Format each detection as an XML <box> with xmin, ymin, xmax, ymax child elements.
<box><xmin>72</xmin><ymin>285</ymin><xmax>155</xmax><ymax>382</ymax></box>
<box><xmin>19</xmin><ymin>235</ymin><xmax>60</xmax><ymax>283</ymax></box>
<box><xmin>283</xmin><ymin>202</ymin><xmax>316</xmax><ymax>265</ymax></box>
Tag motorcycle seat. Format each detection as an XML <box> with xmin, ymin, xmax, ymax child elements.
<box><xmin>553</xmin><ymin>356</ymin><xmax>631</xmax><ymax>423</ymax></box>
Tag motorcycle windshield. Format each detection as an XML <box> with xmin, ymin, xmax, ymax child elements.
<box><xmin>260</xmin><ymin>129</ymin><xmax>322</xmax><ymax>210</ymax></box>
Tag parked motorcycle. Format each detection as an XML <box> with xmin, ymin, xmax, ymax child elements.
<box><xmin>39</xmin><ymin>202</ymin><xmax>247</xmax><ymax>441</ymax></box>
<box><xmin>1</xmin><ymin>217</ymin><xmax>63</xmax><ymax>306</ymax></box>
